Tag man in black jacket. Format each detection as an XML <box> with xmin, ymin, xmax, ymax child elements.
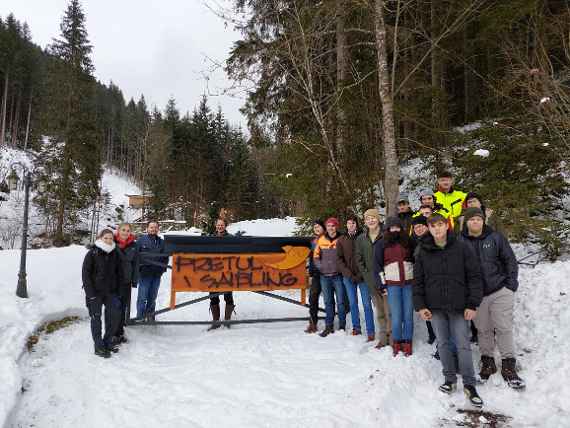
<box><xmin>414</xmin><ymin>214</ymin><xmax>484</xmax><ymax>407</ymax></box>
<box><xmin>460</xmin><ymin>208</ymin><xmax>524</xmax><ymax>389</ymax></box>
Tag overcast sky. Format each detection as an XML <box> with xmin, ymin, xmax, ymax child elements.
<box><xmin>2</xmin><ymin>0</ymin><xmax>246</xmax><ymax>126</ymax></box>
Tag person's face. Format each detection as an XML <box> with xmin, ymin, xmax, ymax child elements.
<box><xmin>215</xmin><ymin>220</ymin><xmax>226</xmax><ymax>234</ymax></box>
<box><xmin>118</xmin><ymin>224</ymin><xmax>131</xmax><ymax>241</ymax></box>
<box><xmin>397</xmin><ymin>201</ymin><xmax>410</xmax><ymax>213</ymax></box>
<box><xmin>326</xmin><ymin>223</ymin><xmax>337</xmax><ymax>236</ymax></box>
<box><xmin>438</xmin><ymin>177</ymin><xmax>453</xmax><ymax>192</ymax></box>
<box><xmin>346</xmin><ymin>220</ymin><xmax>357</xmax><ymax>234</ymax></box>
<box><xmin>466</xmin><ymin>198</ymin><xmax>482</xmax><ymax>209</ymax></box>
<box><xmin>102</xmin><ymin>233</ymin><xmax>114</xmax><ymax>245</ymax></box>
<box><xmin>420</xmin><ymin>195</ymin><xmax>434</xmax><ymax>207</ymax></box>
<box><xmin>365</xmin><ymin>215</ymin><xmax>379</xmax><ymax>230</ymax></box>
<box><xmin>313</xmin><ymin>223</ymin><xmax>324</xmax><ymax>237</ymax></box>
<box><xmin>147</xmin><ymin>222</ymin><xmax>159</xmax><ymax>235</ymax></box>
<box><xmin>420</xmin><ymin>207</ymin><xmax>433</xmax><ymax>217</ymax></box>
<box><xmin>428</xmin><ymin>220</ymin><xmax>448</xmax><ymax>241</ymax></box>
<box><xmin>413</xmin><ymin>223</ymin><xmax>428</xmax><ymax>237</ymax></box>
<box><xmin>389</xmin><ymin>225</ymin><xmax>401</xmax><ymax>233</ymax></box>
<box><xmin>467</xmin><ymin>216</ymin><xmax>484</xmax><ymax>234</ymax></box>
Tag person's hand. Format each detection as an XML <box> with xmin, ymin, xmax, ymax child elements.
<box><xmin>464</xmin><ymin>309</ymin><xmax>477</xmax><ymax>321</ymax></box>
<box><xmin>131</xmin><ymin>282</ymin><xmax>138</xmax><ymax>288</ymax></box>
<box><xmin>418</xmin><ymin>308</ymin><xmax>432</xmax><ymax>320</ymax></box>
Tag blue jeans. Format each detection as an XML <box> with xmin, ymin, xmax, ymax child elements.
<box><xmin>320</xmin><ymin>275</ymin><xmax>346</xmax><ymax>328</ymax></box>
<box><xmin>431</xmin><ymin>310</ymin><xmax>476</xmax><ymax>386</ymax></box>
<box><xmin>137</xmin><ymin>275</ymin><xmax>162</xmax><ymax>319</ymax></box>
<box><xmin>343</xmin><ymin>277</ymin><xmax>375</xmax><ymax>336</ymax></box>
<box><xmin>386</xmin><ymin>284</ymin><xmax>414</xmax><ymax>342</ymax></box>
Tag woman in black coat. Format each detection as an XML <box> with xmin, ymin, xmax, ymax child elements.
<box><xmin>82</xmin><ymin>229</ymin><xmax>123</xmax><ymax>358</ymax></box>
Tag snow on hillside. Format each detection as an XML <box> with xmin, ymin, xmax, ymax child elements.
<box><xmin>99</xmin><ymin>167</ymin><xmax>142</xmax><ymax>225</ymax></box>
<box><xmin>1</xmin><ymin>222</ymin><xmax>569</xmax><ymax>426</ymax></box>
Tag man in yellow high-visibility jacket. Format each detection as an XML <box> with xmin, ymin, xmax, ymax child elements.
<box><xmin>434</xmin><ymin>171</ymin><xmax>467</xmax><ymax>226</ymax></box>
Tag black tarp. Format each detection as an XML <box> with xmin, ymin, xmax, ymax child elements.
<box><xmin>164</xmin><ymin>235</ymin><xmax>312</xmax><ymax>254</ymax></box>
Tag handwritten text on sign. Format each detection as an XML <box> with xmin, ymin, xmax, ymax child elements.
<box><xmin>171</xmin><ymin>247</ymin><xmax>310</xmax><ymax>292</ymax></box>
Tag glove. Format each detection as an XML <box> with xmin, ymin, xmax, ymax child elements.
<box><xmin>131</xmin><ymin>282</ymin><xmax>138</xmax><ymax>289</ymax></box>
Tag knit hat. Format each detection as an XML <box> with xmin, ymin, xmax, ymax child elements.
<box><xmin>427</xmin><ymin>213</ymin><xmax>447</xmax><ymax>226</ymax></box>
<box><xmin>463</xmin><ymin>207</ymin><xmax>485</xmax><ymax>222</ymax></box>
<box><xmin>384</xmin><ymin>216</ymin><xmax>403</xmax><ymax>231</ymax></box>
<box><xmin>363</xmin><ymin>208</ymin><xmax>381</xmax><ymax>222</ymax></box>
<box><xmin>313</xmin><ymin>218</ymin><xmax>325</xmax><ymax>229</ymax></box>
<box><xmin>397</xmin><ymin>194</ymin><xmax>410</xmax><ymax>204</ymax></box>
<box><xmin>465</xmin><ymin>192</ymin><xmax>482</xmax><ymax>204</ymax></box>
<box><xmin>412</xmin><ymin>215</ymin><xmax>428</xmax><ymax>227</ymax></box>
<box><xmin>419</xmin><ymin>189</ymin><xmax>434</xmax><ymax>200</ymax></box>
<box><xmin>325</xmin><ymin>217</ymin><xmax>340</xmax><ymax>228</ymax></box>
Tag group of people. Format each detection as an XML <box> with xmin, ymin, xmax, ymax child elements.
<box><xmin>81</xmin><ymin>218</ymin><xmax>234</xmax><ymax>358</ymax></box>
<box><xmin>306</xmin><ymin>171</ymin><xmax>524</xmax><ymax>408</ymax></box>
<box><xmin>81</xmin><ymin>170</ymin><xmax>524</xmax><ymax>408</ymax></box>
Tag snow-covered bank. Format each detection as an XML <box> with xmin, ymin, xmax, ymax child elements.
<box><xmin>1</xmin><ymin>218</ymin><xmax>569</xmax><ymax>427</ymax></box>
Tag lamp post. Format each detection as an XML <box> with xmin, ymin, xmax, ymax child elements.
<box><xmin>7</xmin><ymin>163</ymin><xmax>35</xmax><ymax>299</ymax></box>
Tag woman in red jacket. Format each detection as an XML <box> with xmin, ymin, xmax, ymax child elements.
<box><xmin>374</xmin><ymin>217</ymin><xmax>415</xmax><ymax>356</ymax></box>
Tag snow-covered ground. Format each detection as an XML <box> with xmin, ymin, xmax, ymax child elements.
<box><xmin>1</xmin><ymin>216</ymin><xmax>569</xmax><ymax>427</ymax></box>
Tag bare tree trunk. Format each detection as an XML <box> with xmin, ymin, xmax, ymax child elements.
<box><xmin>373</xmin><ymin>0</ymin><xmax>400</xmax><ymax>216</ymax></box>
<box><xmin>335</xmin><ymin>0</ymin><xmax>348</xmax><ymax>160</ymax></box>
<box><xmin>11</xmin><ymin>88</ymin><xmax>22</xmax><ymax>147</ymax></box>
<box><xmin>0</xmin><ymin>72</ymin><xmax>9</xmax><ymax>146</ymax></box>
<box><xmin>24</xmin><ymin>92</ymin><xmax>32</xmax><ymax>150</ymax></box>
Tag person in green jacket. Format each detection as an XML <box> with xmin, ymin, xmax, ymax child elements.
<box><xmin>355</xmin><ymin>208</ymin><xmax>391</xmax><ymax>348</ymax></box>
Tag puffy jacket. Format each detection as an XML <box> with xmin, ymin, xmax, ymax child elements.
<box><xmin>413</xmin><ymin>232</ymin><xmax>483</xmax><ymax>312</ymax></box>
<box><xmin>459</xmin><ymin>225</ymin><xmax>518</xmax><ymax>296</ymax></box>
<box><xmin>336</xmin><ymin>231</ymin><xmax>363</xmax><ymax>283</ymax></box>
<box><xmin>398</xmin><ymin>211</ymin><xmax>414</xmax><ymax>236</ymax></box>
<box><xmin>116</xmin><ymin>238</ymin><xmax>139</xmax><ymax>299</ymax></box>
<box><xmin>137</xmin><ymin>234</ymin><xmax>168</xmax><ymax>277</ymax></box>
<box><xmin>434</xmin><ymin>188</ymin><xmax>467</xmax><ymax>220</ymax></box>
<box><xmin>374</xmin><ymin>232</ymin><xmax>414</xmax><ymax>288</ymax></box>
<box><xmin>82</xmin><ymin>243</ymin><xmax>123</xmax><ymax>298</ymax></box>
<box><xmin>313</xmin><ymin>233</ymin><xmax>341</xmax><ymax>276</ymax></box>
<box><xmin>355</xmin><ymin>230</ymin><xmax>383</xmax><ymax>293</ymax></box>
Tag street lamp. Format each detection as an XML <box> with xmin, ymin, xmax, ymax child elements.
<box><xmin>9</xmin><ymin>162</ymin><xmax>39</xmax><ymax>299</ymax></box>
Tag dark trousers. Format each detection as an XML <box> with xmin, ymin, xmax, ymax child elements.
<box><xmin>308</xmin><ymin>275</ymin><xmax>321</xmax><ymax>325</ymax></box>
<box><xmin>210</xmin><ymin>292</ymin><xmax>234</xmax><ymax>306</ymax></box>
<box><xmin>116</xmin><ymin>287</ymin><xmax>131</xmax><ymax>337</ymax></box>
<box><xmin>87</xmin><ymin>294</ymin><xmax>121</xmax><ymax>349</ymax></box>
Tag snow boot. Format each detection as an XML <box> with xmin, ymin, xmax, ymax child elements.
<box><xmin>208</xmin><ymin>304</ymin><xmax>221</xmax><ymax>331</ymax></box>
<box><xmin>501</xmin><ymin>358</ymin><xmax>526</xmax><ymax>389</ymax></box>
<box><xmin>463</xmin><ymin>385</ymin><xmax>484</xmax><ymax>408</ymax></box>
<box><xmin>392</xmin><ymin>341</ymin><xmax>402</xmax><ymax>357</ymax></box>
<box><xmin>402</xmin><ymin>340</ymin><xmax>413</xmax><ymax>357</ymax></box>
<box><xmin>106</xmin><ymin>343</ymin><xmax>120</xmax><ymax>353</ymax></box>
<box><xmin>438</xmin><ymin>381</ymin><xmax>457</xmax><ymax>394</ymax></box>
<box><xmin>304</xmin><ymin>321</ymin><xmax>318</xmax><ymax>334</ymax></box>
<box><xmin>479</xmin><ymin>355</ymin><xmax>497</xmax><ymax>382</ymax></box>
<box><xmin>367</xmin><ymin>335</ymin><xmax>375</xmax><ymax>342</ymax></box>
<box><xmin>224</xmin><ymin>304</ymin><xmax>236</xmax><ymax>328</ymax></box>
<box><xmin>94</xmin><ymin>347</ymin><xmax>111</xmax><ymax>359</ymax></box>
<box><xmin>352</xmin><ymin>328</ymin><xmax>362</xmax><ymax>336</ymax></box>
<box><xmin>319</xmin><ymin>326</ymin><xmax>334</xmax><ymax>337</ymax></box>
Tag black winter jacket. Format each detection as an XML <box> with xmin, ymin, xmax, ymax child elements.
<box><xmin>413</xmin><ymin>233</ymin><xmax>483</xmax><ymax>312</ymax></box>
<box><xmin>117</xmin><ymin>240</ymin><xmax>139</xmax><ymax>298</ymax></box>
<box><xmin>82</xmin><ymin>244</ymin><xmax>123</xmax><ymax>298</ymax></box>
<box><xmin>459</xmin><ymin>226</ymin><xmax>518</xmax><ymax>296</ymax></box>
<box><xmin>137</xmin><ymin>234</ymin><xmax>168</xmax><ymax>277</ymax></box>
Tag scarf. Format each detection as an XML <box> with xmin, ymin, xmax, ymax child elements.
<box><xmin>114</xmin><ymin>231</ymin><xmax>136</xmax><ymax>249</ymax></box>
<box><xmin>95</xmin><ymin>239</ymin><xmax>116</xmax><ymax>254</ymax></box>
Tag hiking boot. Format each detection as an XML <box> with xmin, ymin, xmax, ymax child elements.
<box><xmin>501</xmin><ymin>358</ymin><xmax>526</xmax><ymax>389</ymax></box>
<box><xmin>402</xmin><ymin>340</ymin><xmax>413</xmax><ymax>357</ymax></box>
<box><xmin>304</xmin><ymin>321</ymin><xmax>318</xmax><ymax>334</ymax></box>
<box><xmin>352</xmin><ymin>328</ymin><xmax>362</xmax><ymax>336</ymax></box>
<box><xmin>438</xmin><ymin>381</ymin><xmax>457</xmax><ymax>394</ymax></box>
<box><xmin>224</xmin><ymin>304</ymin><xmax>236</xmax><ymax>328</ymax></box>
<box><xmin>106</xmin><ymin>343</ymin><xmax>120</xmax><ymax>353</ymax></box>
<box><xmin>208</xmin><ymin>304</ymin><xmax>221</xmax><ymax>331</ymax></box>
<box><xmin>392</xmin><ymin>341</ymin><xmax>402</xmax><ymax>357</ymax></box>
<box><xmin>479</xmin><ymin>355</ymin><xmax>497</xmax><ymax>381</ymax></box>
<box><xmin>94</xmin><ymin>347</ymin><xmax>111</xmax><ymax>359</ymax></box>
<box><xmin>319</xmin><ymin>326</ymin><xmax>334</xmax><ymax>337</ymax></box>
<box><xmin>464</xmin><ymin>385</ymin><xmax>484</xmax><ymax>408</ymax></box>
<box><xmin>367</xmin><ymin>335</ymin><xmax>375</xmax><ymax>342</ymax></box>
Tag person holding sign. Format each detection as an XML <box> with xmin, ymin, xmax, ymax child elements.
<box><xmin>208</xmin><ymin>218</ymin><xmax>235</xmax><ymax>330</ymax></box>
